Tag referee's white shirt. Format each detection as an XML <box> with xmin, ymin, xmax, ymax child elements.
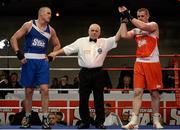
<box><xmin>63</xmin><ymin>36</ymin><xmax>117</xmax><ymax>68</ymax></box>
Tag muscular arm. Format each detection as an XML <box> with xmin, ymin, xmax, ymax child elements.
<box><xmin>131</xmin><ymin>19</ymin><xmax>158</xmax><ymax>32</ymax></box>
<box><xmin>49</xmin><ymin>27</ymin><xmax>61</xmax><ymax>52</ymax></box>
<box><xmin>52</xmin><ymin>48</ymin><xmax>65</xmax><ymax>56</ymax></box>
<box><xmin>10</xmin><ymin>21</ymin><xmax>31</xmax><ymax>52</ymax></box>
<box><xmin>115</xmin><ymin>19</ymin><xmax>135</xmax><ymax>41</ymax></box>
<box><xmin>120</xmin><ymin>23</ymin><xmax>134</xmax><ymax>39</ymax></box>
<box><xmin>48</xmin><ymin>48</ymin><xmax>65</xmax><ymax>60</ymax></box>
<box><xmin>10</xmin><ymin>21</ymin><xmax>31</xmax><ymax>63</ymax></box>
<box><xmin>48</xmin><ymin>39</ymin><xmax>79</xmax><ymax>59</ymax></box>
<box><xmin>115</xmin><ymin>22</ymin><xmax>122</xmax><ymax>42</ymax></box>
<box><xmin>118</xmin><ymin>6</ymin><xmax>158</xmax><ymax>36</ymax></box>
<box><xmin>118</xmin><ymin>6</ymin><xmax>135</xmax><ymax>39</ymax></box>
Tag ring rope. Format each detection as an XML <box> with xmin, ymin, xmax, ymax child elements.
<box><xmin>1</xmin><ymin>54</ymin><xmax>180</xmax><ymax>59</ymax></box>
<box><xmin>0</xmin><ymin>88</ymin><xmax>179</xmax><ymax>91</ymax></box>
<box><xmin>1</xmin><ymin>68</ymin><xmax>180</xmax><ymax>71</ymax></box>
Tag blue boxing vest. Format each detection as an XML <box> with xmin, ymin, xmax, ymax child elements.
<box><xmin>23</xmin><ymin>20</ymin><xmax>51</xmax><ymax>54</ymax></box>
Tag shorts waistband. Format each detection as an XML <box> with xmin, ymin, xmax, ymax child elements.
<box><xmin>81</xmin><ymin>67</ymin><xmax>103</xmax><ymax>71</ymax></box>
<box><xmin>24</xmin><ymin>53</ymin><xmax>46</xmax><ymax>59</ymax></box>
<box><xmin>136</xmin><ymin>56</ymin><xmax>159</xmax><ymax>63</ymax></box>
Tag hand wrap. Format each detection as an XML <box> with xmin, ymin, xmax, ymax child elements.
<box><xmin>123</xmin><ymin>10</ymin><xmax>134</xmax><ymax>21</ymax></box>
<box><xmin>48</xmin><ymin>56</ymin><xmax>53</xmax><ymax>62</ymax></box>
<box><xmin>16</xmin><ymin>50</ymin><xmax>25</xmax><ymax>60</ymax></box>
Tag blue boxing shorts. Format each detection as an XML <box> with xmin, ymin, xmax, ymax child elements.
<box><xmin>20</xmin><ymin>59</ymin><xmax>49</xmax><ymax>88</ymax></box>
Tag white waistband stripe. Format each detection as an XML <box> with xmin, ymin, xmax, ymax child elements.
<box><xmin>24</xmin><ymin>53</ymin><xmax>46</xmax><ymax>59</ymax></box>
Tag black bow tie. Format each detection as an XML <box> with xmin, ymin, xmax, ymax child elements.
<box><xmin>89</xmin><ymin>38</ymin><xmax>97</xmax><ymax>43</ymax></box>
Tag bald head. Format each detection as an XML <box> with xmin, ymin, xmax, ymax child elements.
<box><xmin>88</xmin><ymin>23</ymin><xmax>101</xmax><ymax>39</ymax></box>
<box><xmin>89</xmin><ymin>24</ymin><xmax>101</xmax><ymax>32</ymax></box>
<box><xmin>38</xmin><ymin>7</ymin><xmax>51</xmax><ymax>16</ymax></box>
<box><xmin>38</xmin><ymin>7</ymin><xmax>51</xmax><ymax>23</ymax></box>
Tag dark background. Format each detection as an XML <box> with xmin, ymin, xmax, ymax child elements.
<box><xmin>0</xmin><ymin>0</ymin><xmax>179</xmax><ymax>19</ymax></box>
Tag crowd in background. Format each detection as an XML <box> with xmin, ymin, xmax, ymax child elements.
<box><xmin>0</xmin><ymin>58</ymin><xmax>177</xmax><ymax>127</ymax></box>
<box><xmin>0</xmin><ymin>58</ymin><xmax>178</xmax><ymax>99</ymax></box>
<box><xmin>7</xmin><ymin>100</ymin><xmax>165</xmax><ymax>127</ymax></box>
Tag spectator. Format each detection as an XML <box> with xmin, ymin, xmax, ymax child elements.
<box><xmin>103</xmin><ymin>103</ymin><xmax>121</xmax><ymax>126</ymax></box>
<box><xmin>0</xmin><ymin>70</ymin><xmax>9</xmax><ymax>80</ymax></box>
<box><xmin>48</xmin><ymin>112</ymin><xmax>68</xmax><ymax>126</ymax></box>
<box><xmin>56</xmin><ymin>112</ymin><xmax>67</xmax><ymax>126</ymax></box>
<box><xmin>117</xmin><ymin>64</ymin><xmax>133</xmax><ymax>89</ymax></box>
<box><xmin>73</xmin><ymin>108</ymin><xmax>95</xmax><ymax>126</ymax></box>
<box><xmin>122</xmin><ymin>75</ymin><xmax>133</xmax><ymax>93</ymax></box>
<box><xmin>5</xmin><ymin>72</ymin><xmax>23</xmax><ymax>99</ymax></box>
<box><xmin>8</xmin><ymin>114</ymin><xmax>15</xmax><ymax>125</ymax></box>
<box><xmin>162</xmin><ymin>58</ymin><xmax>179</xmax><ymax>93</ymax></box>
<box><xmin>8</xmin><ymin>72</ymin><xmax>22</xmax><ymax>88</ymax></box>
<box><xmin>48</xmin><ymin>112</ymin><xmax>57</xmax><ymax>126</ymax></box>
<box><xmin>121</xmin><ymin>112</ymin><xmax>130</xmax><ymax>125</ymax></box>
<box><xmin>50</xmin><ymin>77</ymin><xmax>59</xmax><ymax>89</ymax></box>
<box><xmin>12</xmin><ymin>100</ymin><xmax>41</xmax><ymax>125</ymax></box>
<box><xmin>73</xmin><ymin>75</ymin><xmax>80</xmax><ymax>89</ymax></box>
<box><xmin>59</xmin><ymin>75</ymin><xmax>73</xmax><ymax>93</ymax></box>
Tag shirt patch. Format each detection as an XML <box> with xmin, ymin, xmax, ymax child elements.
<box><xmin>97</xmin><ymin>48</ymin><xmax>102</xmax><ymax>54</ymax></box>
<box><xmin>138</xmin><ymin>39</ymin><xmax>147</xmax><ymax>47</ymax></box>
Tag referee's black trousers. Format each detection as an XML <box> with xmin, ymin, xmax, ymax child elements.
<box><xmin>79</xmin><ymin>67</ymin><xmax>105</xmax><ymax>125</ymax></box>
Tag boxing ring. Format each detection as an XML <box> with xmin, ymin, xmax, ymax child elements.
<box><xmin>0</xmin><ymin>55</ymin><xmax>180</xmax><ymax>129</ymax></box>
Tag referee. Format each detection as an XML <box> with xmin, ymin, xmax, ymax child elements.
<box><xmin>48</xmin><ymin>23</ymin><xmax>121</xmax><ymax>129</ymax></box>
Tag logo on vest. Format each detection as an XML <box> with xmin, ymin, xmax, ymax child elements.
<box><xmin>32</xmin><ymin>38</ymin><xmax>46</xmax><ymax>48</ymax></box>
<box><xmin>138</xmin><ymin>39</ymin><xmax>147</xmax><ymax>47</ymax></box>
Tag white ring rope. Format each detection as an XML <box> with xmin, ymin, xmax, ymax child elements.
<box><xmin>0</xmin><ymin>56</ymin><xmax>17</xmax><ymax>59</ymax></box>
<box><xmin>0</xmin><ymin>106</ymin><xmax>78</xmax><ymax>109</ymax></box>
<box><xmin>0</xmin><ymin>68</ymin><xmax>81</xmax><ymax>71</ymax></box>
<box><xmin>0</xmin><ymin>56</ymin><xmax>78</xmax><ymax>59</ymax></box>
<box><xmin>0</xmin><ymin>88</ymin><xmax>79</xmax><ymax>91</ymax></box>
<box><xmin>1</xmin><ymin>55</ymin><xmax>180</xmax><ymax>59</ymax></box>
<box><xmin>0</xmin><ymin>56</ymin><xmax>80</xmax><ymax>70</ymax></box>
